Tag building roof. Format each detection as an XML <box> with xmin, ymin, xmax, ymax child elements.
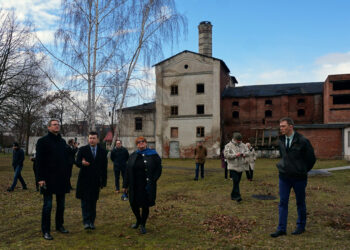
<box><xmin>153</xmin><ymin>50</ymin><xmax>231</xmax><ymax>73</ymax></box>
<box><xmin>121</xmin><ymin>102</ymin><xmax>155</xmax><ymax>111</ymax></box>
<box><xmin>222</xmin><ymin>82</ymin><xmax>324</xmax><ymax>98</ymax></box>
<box><xmin>295</xmin><ymin>123</ymin><xmax>350</xmax><ymax>129</ymax></box>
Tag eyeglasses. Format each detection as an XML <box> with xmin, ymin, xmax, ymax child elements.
<box><xmin>136</xmin><ymin>140</ymin><xmax>145</xmax><ymax>144</ymax></box>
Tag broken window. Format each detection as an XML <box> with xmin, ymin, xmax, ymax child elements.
<box><xmin>232</xmin><ymin>101</ymin><xmax>239</xmax><ymax>106</ymax></box>
<box><xmin>265</xmin><ymin>99</ymin><xmax>272</xmax><ymax>105</ymax></box>
<box><xmin>171</xmin><ymin>85</ymin><xmax>178</xmax><ymax>95</ymax></box>
<box><xmin>135</xmin><ymin>117</ymin><xmax>142</xmax><ymax>131</ymax></box>
<box><xmin>265</xmin><ymin>110</ymin><xmax>272</xmax><ymax>117</ymax></box>
<box><xmin>298</xmin><ymin>109</ymin><xmax>305</xmax><ymax>117</ymax></box>
<box><xmin>196</xmin><ymin>83</ymin><xmax>205</xmax><ymax>94</ymax></box>
<box><xmin>232</xmin><ymin>111</ymin><xmax>239</xmax><ymax>118</ymax></box>
<box><xmin>196</xmin><ymin>127</ymin><xmax>205</xmax><ymax>137</ymax></box>
<box><xmin>298</xmin><ymin>98</ymin><xmax>305</xmax><ymax>104</ymax></box>
<box><xmin>333</xmin><ymin>94</ymin><xmax>350</xmax><ymax>105</ymax></box>
<box><xmin>197</xmin><ymin>105</ymin><xmax>204</xmax><ymax>114</ymax></box>
<box><xmin>333</xmin><ymin>81</ymin><xmax>350</xmax><ymax>91</ymax></box>
<box><xmin>171</xmin><ymin>106</ymin><xmax>178</xmax><ymax>115</ymax></box>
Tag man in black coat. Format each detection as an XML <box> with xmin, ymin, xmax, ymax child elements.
<box><xmin>271</xmin><ymin>117</ymin><xmax>316</xmax><ymax>238</ymax></box>
<box><xmin>7</xmin><ymin>142</ymin><xmax>27</xmax><ymax>191</ymax></box>
<box><xmin>36</xmin><ymin>119</ymin><xmax>71</xmax><ymax>240</ymax></box>
<box><xmin>75</xmin><ymin>131</ymin><xmax>107</xmax><ymax>230</ymax></box>
<box><xmin>110</xmin><ymin>140</ymin><xmax>129</xmax><ymax>193</ymax></box>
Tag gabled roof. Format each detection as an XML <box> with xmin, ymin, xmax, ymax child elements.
<box><xmin>222</xmin><ymin>82</ymin><xmax>324</xmax><ymax>98</ymax></box>
<box><xmin>153</xmin><ymin>50</ymin><xmax>230</xmax><ymax>73</ymax></box>
<box><xmin>120</xmin><ymin>102</ymin><xmax>155</xmax><ymax>111</ymax></box>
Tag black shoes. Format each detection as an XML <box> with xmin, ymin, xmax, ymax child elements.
<box><xmin>131</xmin><ymin>223</ymin><xmax>139</xmax><ymax>229</ymax></box>
<box><xmin>193</xmin><ymin>178</ymin><xmax>198</xmax><ymax>181</ymax></box>
<box><xmin>23</xmin><ymin>186</ymin><xmax>28</xmax><ymax>190</ymax></box>
<box><xmin>56</xmin><ymin>226</ymin><xmax>69</xmax><ymax>233</ymax></box>
<box><xmin>43</xmin><ymin>232</ymin><xmax>53</xmax><ymax>240</ymax></box>
<box><xmin>90</xmin><ymin>223</ymin><xmax>95</xmax><ymax>230</ymax></box>
<box><xmin>140</xmin><ymin>225</ymin><xmax>147</xmax><ymax>234</ymax></box>
<box><xmin>292</xmin><ymin>228</ymin><xmax>305</xmax><ymax>235</ymax></box>
<box><xmin>84</xmin><ymin>224</ymin><xmax>90</xmax><ymax>230</ymax></box>
<box><xmin>270</xmin><ymin>230</ymin><xmax>286</xmax><ymax>238</ymax></box>
<box><xmin>6</xmin><ymin>188</ymin><xmax>14</xmax><ymax>192</ymax></box>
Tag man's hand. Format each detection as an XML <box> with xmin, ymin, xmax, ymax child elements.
<box><xmin>38</xmin><ymin>180</ymin><xmax>46</xmax><ymax>187</ymax></box>
<box><xmin>82</xmin><ymin>158</ymin><xmax>90</xmax><ymax>166</ymax></box>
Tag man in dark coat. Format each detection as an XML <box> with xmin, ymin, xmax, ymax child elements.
<box><xmin>7</xmin><ymin>142</ymin><xmax>27</xmax><ymax>191</ymax></box>
<box><xmin>75</xmin><ymin>131</ymin><xmax>107</xmax><ymax>230</ymax></box>
<box><xmin>271</xmin><ymin>117</ymin><xmax>316</xmax><ymax>238</ymax></box>
<box><xmin>36</xmin><ymin>119</ymin><xmax>71</xmax><ymax>240</ymax></box>
<box><xmin>110</xmin><ymin>139</ymin><xmax>129</xmax><ymax>193</ymax></box>
<box><xmin>123</xmin><ymin>136</ymin><xmax>162</xmax><ymax>234</ymax></box>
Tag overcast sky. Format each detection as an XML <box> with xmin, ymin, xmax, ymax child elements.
<box><xmin>2</xmin><ymin>0</ymin><xmax>350</xmax><ymax>87</ymax></box>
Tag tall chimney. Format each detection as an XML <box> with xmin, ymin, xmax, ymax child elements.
<box><xmin>198</xmin><ymin>21</ymin><xmax>212</xmax><ymax>57</ymax></box>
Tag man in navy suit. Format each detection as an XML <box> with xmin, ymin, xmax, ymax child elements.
<box><xmin>75</xmin><ymin>131</ymin><xmax>107</xmax><ymax>230</ymax></box>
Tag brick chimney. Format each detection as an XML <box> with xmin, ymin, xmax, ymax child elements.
<box><xmin>198</xmin><ymin>21</ymin><xmax>212</xmax><ymax>57</ymax></box>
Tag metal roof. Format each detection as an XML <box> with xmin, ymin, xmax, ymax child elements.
<box><xmin>120</xmin><ymin>102</ymin><xmax>155</xmax><ymax>111</ymax></box>
<box><xmin>222</xmin><ymin>82</ymin><xmax>324</xmax><ymax>98</ymax></box>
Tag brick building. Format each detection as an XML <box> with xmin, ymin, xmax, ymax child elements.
<box><xmin>221</xmin><ymin>74</ymin><xmax>350</xmax><ymax>159</ymax></box>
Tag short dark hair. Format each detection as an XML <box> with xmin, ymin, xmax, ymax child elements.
<box><xmin>13</xmin><ymin>142</ymin><xmax>19</xmax><ymax>147</ymax></box>
<box><xmin>47</xmin><ymin>119</ymin><xmax>59</xmax><ymax>127</ymax></box>
<box><xmin>88</xmin><ymin>131</ymin><xmax>99</xmax><ymax>137</ymax></box>
<box><xmin>279</xmin><ymin>117</ymin><xmax>294</xmax><ymax>126</ymax></box>
<box><xmin>116</xmin><ymin>140</ymin><xmax>122</xmax><ymax>143</ymax></box>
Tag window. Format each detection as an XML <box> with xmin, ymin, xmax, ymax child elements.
<box><xmin>135</xmin><ymin>117</ymin><xmax>142</xmax><ymax>131</ymax></box>
<box><xmin>333</xmin><ymin>94</ymin><xmax>350</xmax><ymax>105</ymax></box>
<box><xmin>197</xmin><ymin>105</ymin><xmax>204</xmax><ymax>114</ymax></box>
<box><xmin>171</xmin><ymin>85</ymin><xmax>178</xmax><ymax>95</ymax></box>
<box><xmin>196</xmin><ymin>83</ymin><xmax>205</xmax><ymax>94</ymax></box>
<box><xmin>333</xmin><ymin>81</ymin><xmax>350</xmax><ymax>91</ymax></box>
<box><xmin>232</xmin><ymin>101</ymin><xmax>239</xmax><ymax>107</ymax></box>
<box><xmin>232</xmin><ymin>111</ymin><xmax>239</xmax><ymax>118</ymax></box>
<box><xmin>184</xmin><ymin>64</ymin><xmax>188</xmax><ymax>69</ymax></box>
<box><xmin>265</xmin><ymin>100</ymin><xmax>272</xmax><ymax>105</ymax></box>
<box><xmin>298</xmin><ymin>109</ymin><xmax>305</xmax><ymax>117</ymax></box>
<box><xmin>171</xmin><ymin>106</ymin><xmax>178</xmax><ymax>115</ymax></box>
<box><xmin>298</xmin><ymin>98</ymin><xmax>305</xmax><ymax>104</ymax></box>
<box><xmin>171</xmin><ymin>127</ymin><xmax>178</xmax><ymax>138</ymax></box>
<box><xmin>196</xmin><ymin>127</ymin><xmax>205</xmax><ymax>137</ymax></box>
<box><xmin>265</xmin><ymin>110</ymin><xmax>272</xmax><ymax>117</ymax></box>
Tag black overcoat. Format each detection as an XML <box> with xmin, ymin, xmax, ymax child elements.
<box><xmin>75</xmin><ymin>144</ymin><xmax>107</xmax><ymax>200</ymax></box>
<box><xmin>36</xmin><ymin>132</ymin><xmax>70</xmax><ymax>194</ymax></box>
<box><xmin>123</xmin><ymin>151</ymin><xmax>162</xmax><ymax>207</ymax></box>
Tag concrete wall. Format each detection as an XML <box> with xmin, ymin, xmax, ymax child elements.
<box><xmin>155</xmin><ymin>52</ymin><xmax>225</xmax><ymax>158</ymax></box>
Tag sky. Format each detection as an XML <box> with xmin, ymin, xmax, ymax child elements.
<box><xmin>1</xmin><ymin>0</ymin><xmax>350</xmax><ymax>88</ymax></box>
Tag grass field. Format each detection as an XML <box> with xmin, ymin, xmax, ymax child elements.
<box><xmin>1</xmin><ymin>154</ymin><xmax>350</xmax><ymax>249</ymax></box>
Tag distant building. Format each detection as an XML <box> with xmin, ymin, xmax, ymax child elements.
<box><xmin>116</xmin><ymin>21</ymin><xmax>350</xmax><ymax>160</ymax></box>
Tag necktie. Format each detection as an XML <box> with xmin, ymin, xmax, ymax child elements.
<box><xmin>286</xmin><ymin>138</ymin><xmax>290</xmax><ymax>150</ymax></box>
<box><xmin>92</xmin><ymin>147</ymin><xmax>96</xmax><ymax>158</ymax></box>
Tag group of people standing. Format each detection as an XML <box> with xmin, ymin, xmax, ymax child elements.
<box><xmin>7</xmin><ymin>119</ymin><xmax>162</xmax><ymax>240</ymax></box>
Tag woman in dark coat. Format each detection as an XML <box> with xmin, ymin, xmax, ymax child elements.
<box><xmin>123</xmin><ymin>136</ymin><xmax>162</xmax><ymax>234</ymax></box>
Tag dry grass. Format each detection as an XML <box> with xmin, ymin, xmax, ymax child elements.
<box><xmin>1</xmin><ymin>154</ymin><xmax>350</xmax><ymax>249</ymax></box>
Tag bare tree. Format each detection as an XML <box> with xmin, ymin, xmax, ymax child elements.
<box><xmin>41</xmin><ymin>0</ymin><xmax>186</xmax><ymax>135</ymax></box>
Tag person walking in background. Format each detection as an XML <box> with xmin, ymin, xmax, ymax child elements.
<box><xmin>110</xmin><ymin>140</ymin><xmax>129</xmax><ymax>193</ymax></box>
<box><xmin>36</xmin><ymin>119</ymin><xmax>71</xmax><ymax>240</ymax></box>
<box><xmin>7</xmin><ymin>142</ymin><xmax>27</xmax><ymax>192</ymax></box>
<box><xmin>245</xmin><ymin>143</ymin><xmax>257</xmax><ymax>181</ymax></box>
<box><xmin>67</xmin><ymin>139</ymin><xmax>79</xmax><ymax>190</ymax></box>
<box><xmin>270</xmin><ymin>117</ymin><xmax>316</xmax><ymax>238</ymax></box>
<box><xmin>75</xmin><ymin>131</ymin><xmax>107</xmax><ymax>230</ymax></box>
<box><xmin>123</xmin><ymin>136</ymin><xmax>162</xmax><ymax>234</ymax></box>
<box><xmin>194</xmin><ymin>141</ymin><xmax>207</xmax><ymax>181</ymax></box>
<box><xmin>224</xmin><ymin>133</ymin><xmax>249</xmax><ymax>202</ymax></box>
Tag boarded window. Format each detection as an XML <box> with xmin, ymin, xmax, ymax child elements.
<box><xmin>232</xmin><ymin>111</ymin><xmax>239</xmax><ymax>118</ymax></box>
<box><xmin>171</xmin><ymin>85</ymin><xmax>178</xmax><ymax>95</ymax></box>
<box><xmin>265</xmin><ymin>110</ymin><xmax>272</xmax><ymax>117</ymax></box>
<box><xmin>171</xmin><ymin>127</ymin><xmax>178</xmax><ymax>138</ymax></box>
<box><xmin>197</xmin><ymin>105</ymin><xmax>204</xmax><ymax>114</ymax></box>
<box><xmin>232</xmin><ymin>101</ymin><xmax>239</xmax><ymax>106</ymax></box>
<box><xmin>265</xmin><ymin>100</ymin><xmax>272</xmax><ymax>105</ymax></box>
<box><xmin>197</xmin><ymin>83</ymin><xmax>205</xmax><ymax>94</ymax></box>
<box><xmin>171</xmin><ymin>106</ymin><xmax>178</xmax><ymax>115</ymax></box>
<box><xmin>333</xmin><ymin>94</ymin><xmax>350</xmax><ymax>105</ymax></box>
<box><xmin>196</xmin><ymin>127</ymin><xmax>205</xmax><ymax>137</ymax></box>
<box><xmin>135</xmin><ymin>117</ymin><xmax>142</xmax><ymax>131</ymax></box>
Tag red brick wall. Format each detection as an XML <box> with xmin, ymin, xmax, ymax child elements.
<box><xmin>324</xmin><ymin>74</ymin><xmax>350</xmax><ymax>124</ymax></box>
<box><xmin>298</xmin><ymin>128</ymin><xmax>343</xmax><ymax>159</ymax></box>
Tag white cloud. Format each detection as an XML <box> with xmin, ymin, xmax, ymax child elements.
<box><xmin>313</xmin><ymin>52</ymin><xmax>350</xmax><ymax>80</ymax></box>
